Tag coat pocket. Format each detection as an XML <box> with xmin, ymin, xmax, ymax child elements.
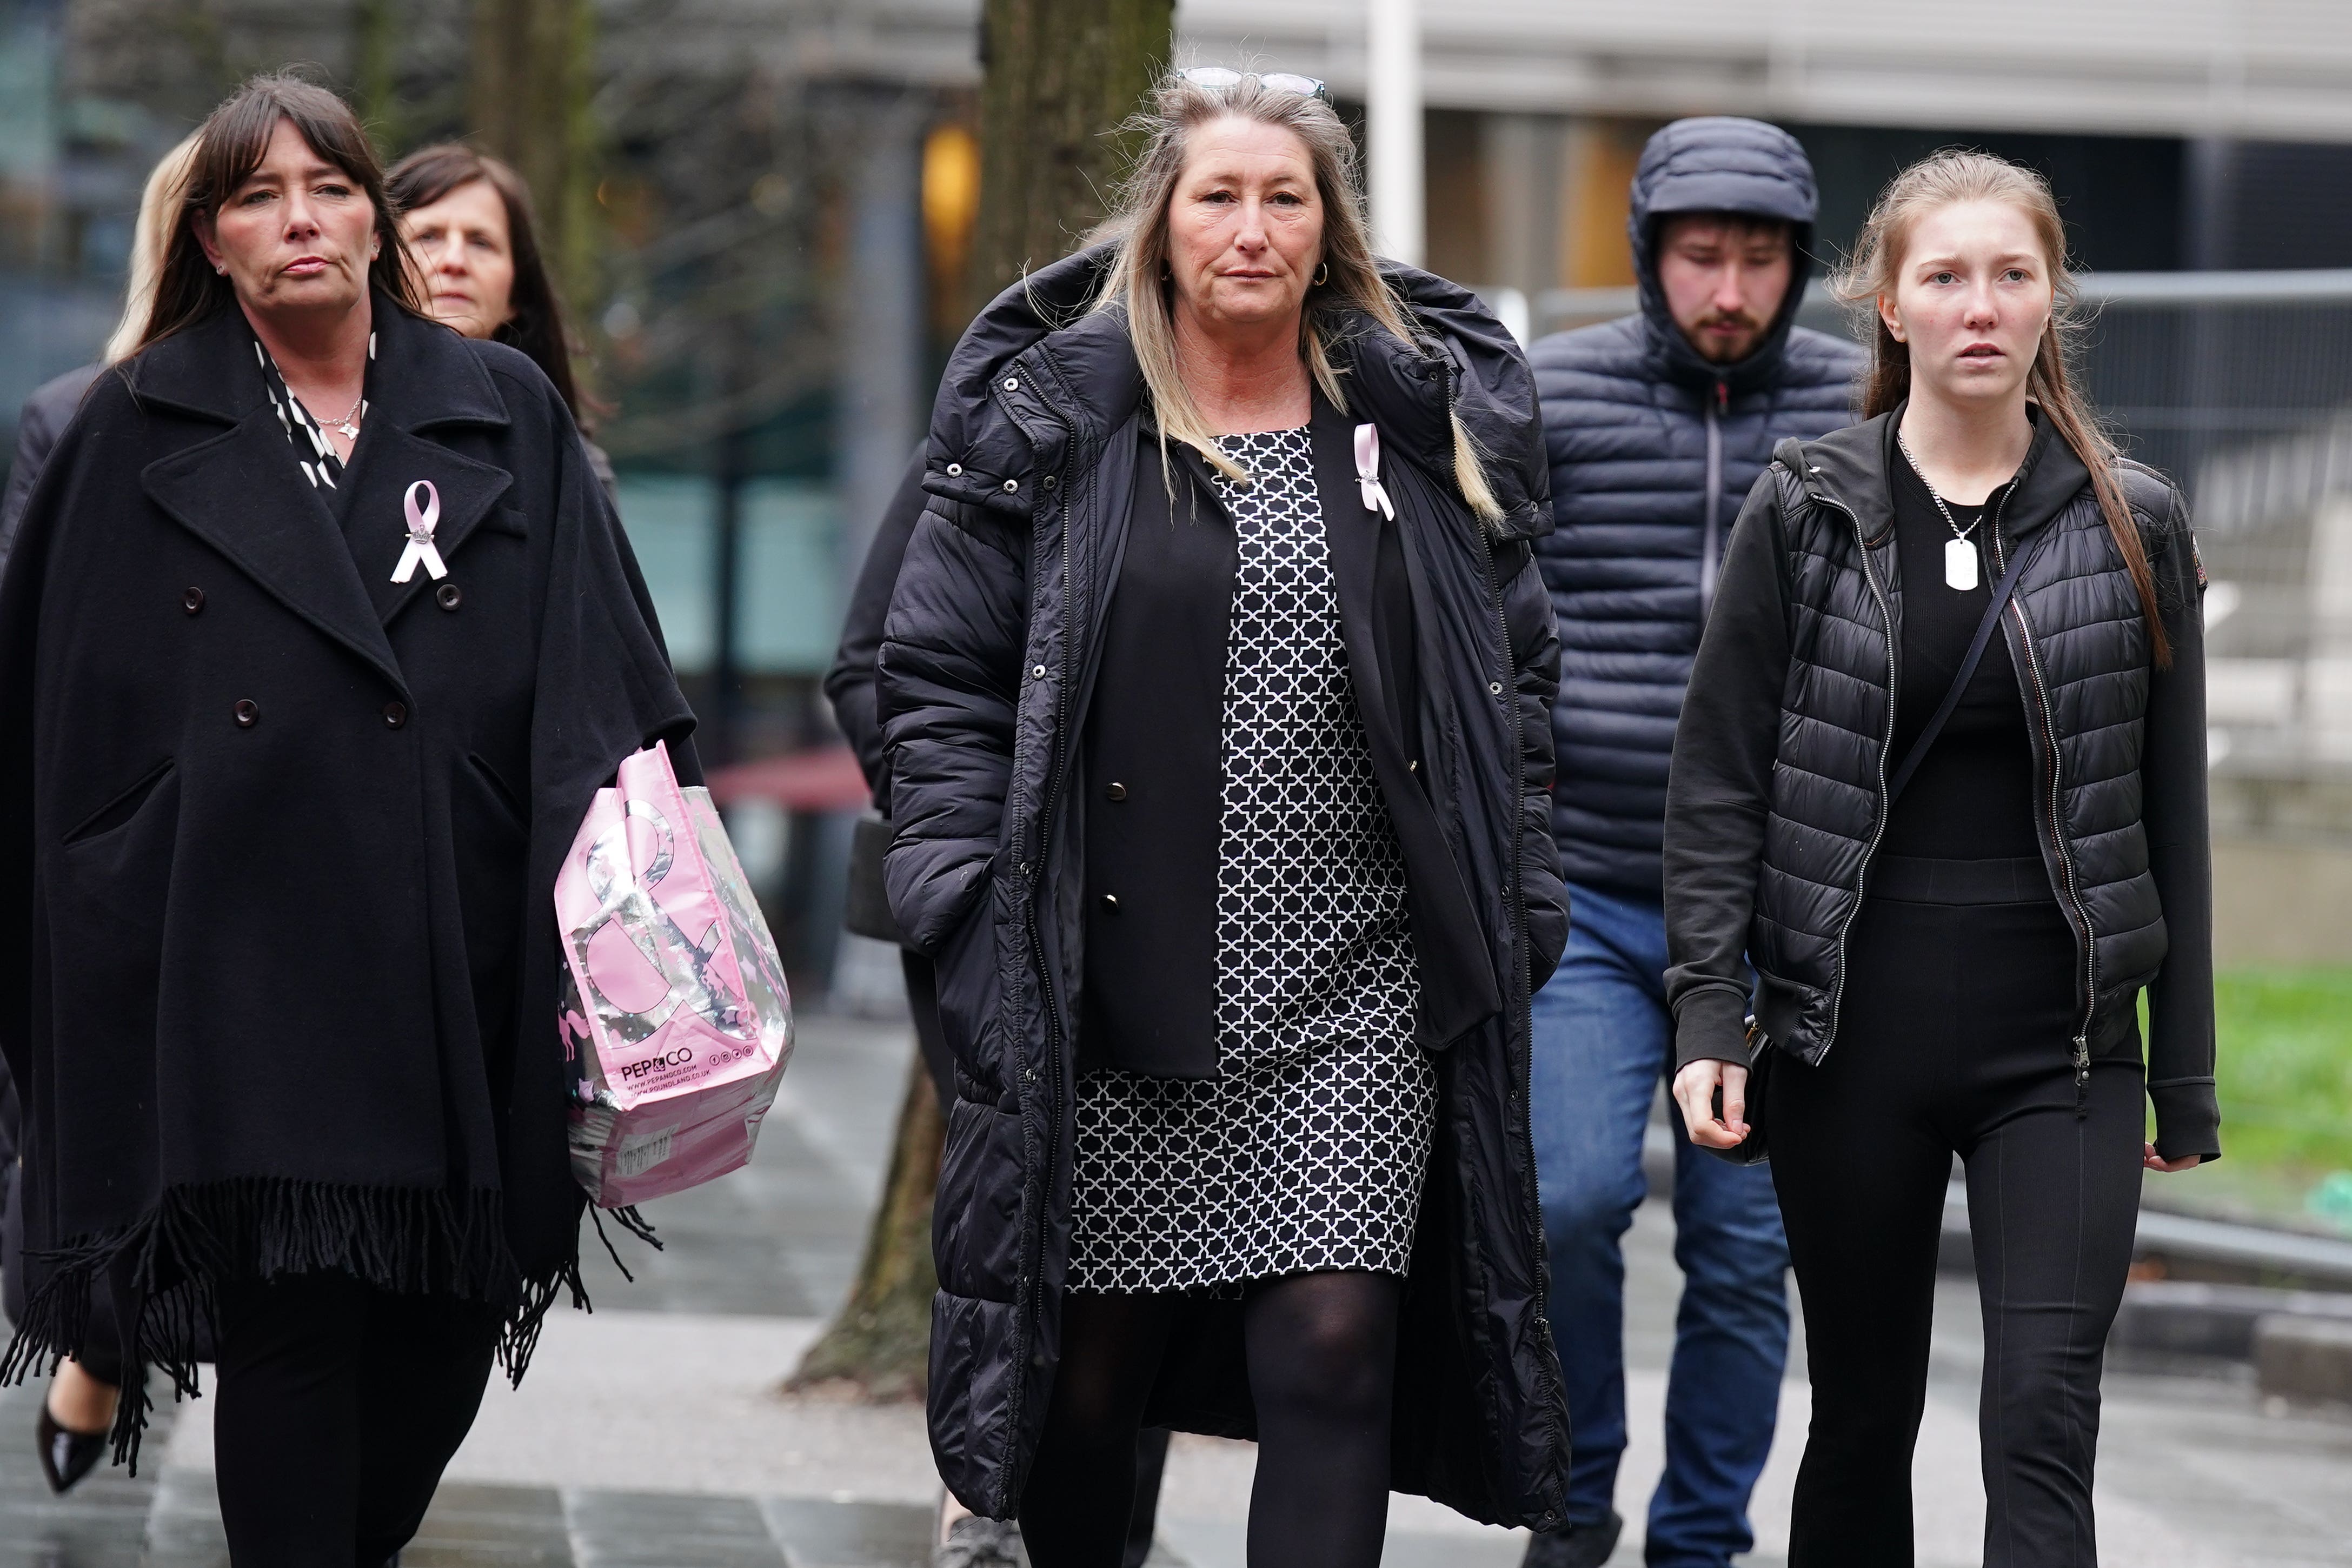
<box><xmin>931</xmin><ymin>1095</ymin><xmax>1024</xmax><ymax>1301</ymax></box>
<box><xmin>62</xmin><ymin>758</ymin><xmax>176</xmax><ymax>846</ymax></box>
<box><xmin>47</xmin><ymin>763</ymin><xmax>182</xmax><ymax>1165</ymax></box>
<box><xmin>928</xmin><ymin>878</ymin><xmax>1006</xmax><ymax>1089</ymax></box>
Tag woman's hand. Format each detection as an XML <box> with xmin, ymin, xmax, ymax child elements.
<box><xmin>2144</xmin><ymin>1142</ymin><xmax>2203</xmax><ymax>1174</ymax></box>
<box><xmin>1672</xmin><ymin>1059</ymin><xmax>1751</xmax><ymax>1149</ymax></box>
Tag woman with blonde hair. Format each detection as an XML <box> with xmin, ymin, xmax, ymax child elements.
<box><xmin>1</xmin><ymin>133</ymin><xmax>198</xmax><ymax>561</ymax></box>
<box><xmin>880</xmin><ymin>68</ymin><xmax>1570</xmax><ymax>1566</ymax></box>
<box><xmin>1663</xmin><ymin>149</ymin><xmax>2214</xmax><ymax>1564</ymax></box>
<box><xmin>0</xmin><ymin>130</ymin><xmax>196</xmax><ymax>1495</ymax></box>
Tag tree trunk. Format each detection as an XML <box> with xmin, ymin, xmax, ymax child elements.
<box><xmin>467</xmin><ymin>0</ymin><xmax>600</xmax><ymax>311</ymax></box>
<box><xmin>789</xmin><ymin>0</ymin><xmax>1172</xmax><ymax>1403</ymax></box>
<box><xmin>350</xmin><ymin>0</ymin><xmax>403</xmax><ymax>156</ymax></box>
<box><xmin>968</xmin><ymin>0</ymin><xmax>1177</xmax><ymax>304</ymax></box>
<box><xmin>786</xmin><ymin>1049</ymin><xmax>943</xmax><ymax>1401</ymax></box>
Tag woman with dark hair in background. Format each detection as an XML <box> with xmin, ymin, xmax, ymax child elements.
<box><xmin>0</xmin><ymin>74</ymin><xmax>690</xmax><ymax>1564</ymax></box>
<box><xmin>1664</xmin><ymin>150</ymin><xmax>2215</xmax><ymax>1565</ymax></box>
<box><xmin>387</xmin><ymin>144</ymin><xmax>616</xmax><ymax>500</ymax></box>
<box><xmin>0</xmin><ymin>127</ymin><xmax>196</xmax><ymax>1499</ymax></box>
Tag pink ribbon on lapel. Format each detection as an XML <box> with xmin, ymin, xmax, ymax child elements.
<box><xmin>391</xmin><ymin>480</ymin><xmax>448</xmax><ymax>583</ymax></box>
<box><xmin>1353</xmin><ymin>423</ymin><xmax>1395</xmax><ymax>520</ymax></box>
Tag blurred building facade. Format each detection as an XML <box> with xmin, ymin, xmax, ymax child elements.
<box><xmin>9</xmin><ymin>0</ymin><xmax>2352</xmax><ymax>965</ymax></box>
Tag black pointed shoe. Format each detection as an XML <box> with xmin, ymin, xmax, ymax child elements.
<box><xmin>36</xmin><ymin>1403</ymin><xmax>108</xmax><ymax>1494</ymax></box>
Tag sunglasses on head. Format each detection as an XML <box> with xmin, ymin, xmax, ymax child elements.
<box><xmin>1180</xmin><ymin>67</ymin><xmax>1330</xmax><ymax>103</ymax></box>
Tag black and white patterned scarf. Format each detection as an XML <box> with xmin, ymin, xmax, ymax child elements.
<box><xmin>252</xmin><ymin>329</ymin><xmax>375</xmax><ymax>493</ymax></box>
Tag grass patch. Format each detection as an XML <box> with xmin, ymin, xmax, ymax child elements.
<box><xmin>2192</xmin><ymin>967</ymin><xmax>2352</xmax><ymax>1227</ymax></box>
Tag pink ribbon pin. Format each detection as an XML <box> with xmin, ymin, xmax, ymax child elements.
<box><xmin>391</xmin><ymin>480</ymin><xmax>448</xmax><ymax>583</ymax></box>
<box><xmin>1353</xmin><ymin>423</ymin><xmax>1395</xmax><ymax>520</ymax></box>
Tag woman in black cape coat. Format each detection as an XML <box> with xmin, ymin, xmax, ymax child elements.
<box><xmin>0</xmin><ymin>75</ymin><xmax>692</xmax><ymax>1557</ymax></box>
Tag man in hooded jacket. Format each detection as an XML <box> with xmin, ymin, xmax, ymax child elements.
<box><xmin>1521</xmin><ymin>118</ymin><xmax>1862</xmax><ymax>1567</ymax></box>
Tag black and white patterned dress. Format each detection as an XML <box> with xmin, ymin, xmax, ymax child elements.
<box><xmin>1068</xmin><ymin>424</ymin><xmax>1435</xmax><ymax>1293</ymax></box>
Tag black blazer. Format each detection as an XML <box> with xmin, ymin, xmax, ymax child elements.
<box><xmin>1079</xmin><ymin>396</ymin><xmax>1491</xmax><ymax>1077</ymax></box>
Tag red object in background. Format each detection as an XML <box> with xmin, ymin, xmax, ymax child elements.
<box><xmin>704</xmin><ymin>745</ymin><xmax>873</xmax><ymax>813</ymax></box>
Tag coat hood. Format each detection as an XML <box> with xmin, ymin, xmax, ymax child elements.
<box><xmin>1629</xmin><ymin>116</ymin><xmax>1823</xmax><ymax>396</ymax></box>
<box><xmin>925</xmin><ymin>244</ymin><xmax>1551</xmax><ymax>540</ymax></box>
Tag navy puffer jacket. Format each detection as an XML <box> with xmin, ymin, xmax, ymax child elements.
<box><xmin>1528</xmin><ymin>117</ymin><xmax>1863</xmax><ymax>898</ymax></box>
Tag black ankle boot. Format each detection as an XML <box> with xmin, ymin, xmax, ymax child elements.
<box><xmin>36</xmin><ymin>1403</ymin><xmax>108</xmax><ymax>1494</ymax></box>
<box><xmin>1519</xmin><ymin>1510</ymin><xmax>1624</xmax><ymax>1568</ymax></box>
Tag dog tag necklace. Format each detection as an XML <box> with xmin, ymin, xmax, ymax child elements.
<box><xmin>1897</xmin><ymin>429</ymin><xmax>1985</xmax><ymax>592</ymax></box>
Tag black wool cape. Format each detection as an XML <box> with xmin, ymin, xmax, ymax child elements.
<box><xmin>0</xmin><ymin>300</ymin><xmax>695</xmax><ymax>1459</ymax></box>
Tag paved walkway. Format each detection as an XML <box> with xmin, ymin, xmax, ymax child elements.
<box><xmin>4</xmin><ymin>1012</ymin><xmax>2351</xmax><ymax>1566</ymax></box>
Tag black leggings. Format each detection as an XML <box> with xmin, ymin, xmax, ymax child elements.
<box><xmin>212</xmin><ymin>1272</ymin><xmax>500</xmax><ymax>1567</ymax></box>
<box><xmin>1768</xmin><ymin>874</ymin><xmax>2145</xmax><ymax>1568</ymax></box>
<box><xmin>1020</xmin><ymin>1272</ymin><xmax>1400</xmax><ymax>1568</ymax></box>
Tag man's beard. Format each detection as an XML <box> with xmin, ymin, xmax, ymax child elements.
<box><xmin>1691</xmin><ymin>309</ymin><xmax>1766</xmax><ymax>363</ymax></box>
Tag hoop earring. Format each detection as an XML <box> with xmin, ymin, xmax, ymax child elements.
<box><xmin>1313</xmin><ymin>262</ymin><xmax>1329</xmax><ymax>287</ymax></box>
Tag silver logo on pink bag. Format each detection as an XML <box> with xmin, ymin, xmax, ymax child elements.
<box><xmin>569</xmin><ymin>800</ymin><xmax>754</xmax><ymax>1044</ymax></box>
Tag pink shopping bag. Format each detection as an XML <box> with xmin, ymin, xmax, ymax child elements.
<box><xmin>556</xmin><ymin>740</ymin><xmax>794</xmax><ymax>1207</ymax></box>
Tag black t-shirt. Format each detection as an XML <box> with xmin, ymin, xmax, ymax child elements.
<box><xmin>1882</xmin><ymin>454</ymin><xmax>2045</xmax><ymax>863</ymax></box>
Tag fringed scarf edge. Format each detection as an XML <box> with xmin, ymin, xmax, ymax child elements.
<box><xmin>0</xmin><ymin>1178</ymin><xmax>595</xmax><ymax>1472</ymax></box>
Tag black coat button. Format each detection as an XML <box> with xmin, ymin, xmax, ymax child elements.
<box><xmin>1105</xmin><ymin>781</ymin><xmax>1127</xmax><ymax>801</ymax></box>
<box><xmin>435</xmin><ymin>582</ymin><xmax>462</xmax><ymax>611</ymax></box>
<box><xmin>232</xmin><ymin>699</ymin><xmax>258</xmax><ymax>727</ymax></box>
<box><xmin>383</xmin><ymin>701</ymin><xmax>408</xmax><ymax>729</ymax></box>
<box><xmin>1099</xmin><ymin>893</ymin><xmax>1119</xmax><ymax>913</ymax></box>
<box><xmin>182</xmin><ymin>587</ymin><xmax>204</xmax><ymax>615</ymax></box>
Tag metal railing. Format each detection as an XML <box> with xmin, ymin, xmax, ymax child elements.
<box><xmin>1489</xmin><ymin>270</ymin><xmax>2352</xmax><ymax>779</ymax></box>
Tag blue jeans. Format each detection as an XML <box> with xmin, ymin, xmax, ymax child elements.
<box><xmin>1531</xmin><ymin>882</ymin><xmax>1790</xmax><ymax>1568</ymax></box>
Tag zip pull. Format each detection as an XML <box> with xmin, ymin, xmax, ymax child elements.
<box><xmin>1715</xmin><ymin>380</ymin><xmax>1729</xmax><ymax>414</ymax></box>
<box><xmin>2072</xmin><ymin>1035</ymin><xmax>2091</xmax><ymax>1118</ymax></box>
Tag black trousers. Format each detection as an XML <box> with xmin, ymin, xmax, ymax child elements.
<box><xmin>212</xmin><ymin>1272</ymin><xmax>500</xmax><ymax>1568</ymax></box>
<box><xmin>1767</xmin><ymin>859</ymin><xmax>2145</xmax><ymax>1568</ymax></box>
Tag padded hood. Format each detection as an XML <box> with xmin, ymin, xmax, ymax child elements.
<box><xmin>1628</xmin><ymin>116</ymin><xmax>1824</xmax><ymax>396</ymax></box>
<box><xmin>925</xmin><ymin>244</ymin><xmax>1551</xmax><ymax>541</ymax></box>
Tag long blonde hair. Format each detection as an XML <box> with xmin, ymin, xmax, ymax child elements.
<box><xmin>1830</xmin><ymin>149</ymin><xmax>2169</xmax><ymax>666</ymax></box>
<box><xmin>1086</xmin><ymin>70</ymin><xmax>1501</xmax><ymax>522</ymax></box>
<box><xmin>103</xmin><ymin>134</ymin><xmax>200</xmax><ymax>365</ymax></box>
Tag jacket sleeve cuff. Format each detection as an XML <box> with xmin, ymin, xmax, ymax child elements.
<box><xmin>1672</xmin><ymin>986</ymin><xmax>1751</xmax><ymax>1073</ymax></box>
<box><xmin>2149</xmin><ymin>1078</ymin><xmax>2222</xmax><ymax>1164</ymax></box>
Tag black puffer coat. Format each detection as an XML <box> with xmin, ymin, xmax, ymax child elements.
<box><xmin>1662</xmin><ymin>411</ymin><xmax>2220</xmax><ymax>1160</ymax></box>
<box><xmin>878</xmin><ymin>247</ymin><xmax>1572</xmax><ymax>1525</ymax></box>
<box><xmin>1527</xmin><ymin>117</ymin><xmax>1862</xmax><ymax>898</ymax></box>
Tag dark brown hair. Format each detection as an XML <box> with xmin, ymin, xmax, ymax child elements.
<box><xmin>1831</xmin><ymin>149</ymin><xmax>2169</xmax><ymax>666</ymax></box>
<box><xmin>387</xmin><ymin>144</ymin><xmax>587</xmax><ymax>424</ymax></box>
<box><xmin>140</xmin><ymin>73</ymin><xmax>422</xmax><ymax>352</ymax></box>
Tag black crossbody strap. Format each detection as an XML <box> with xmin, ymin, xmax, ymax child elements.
<box><xmin>1888</xmin><ymin>530</ymin><xmax>2050</xmax><ymax>805</ymax></box>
